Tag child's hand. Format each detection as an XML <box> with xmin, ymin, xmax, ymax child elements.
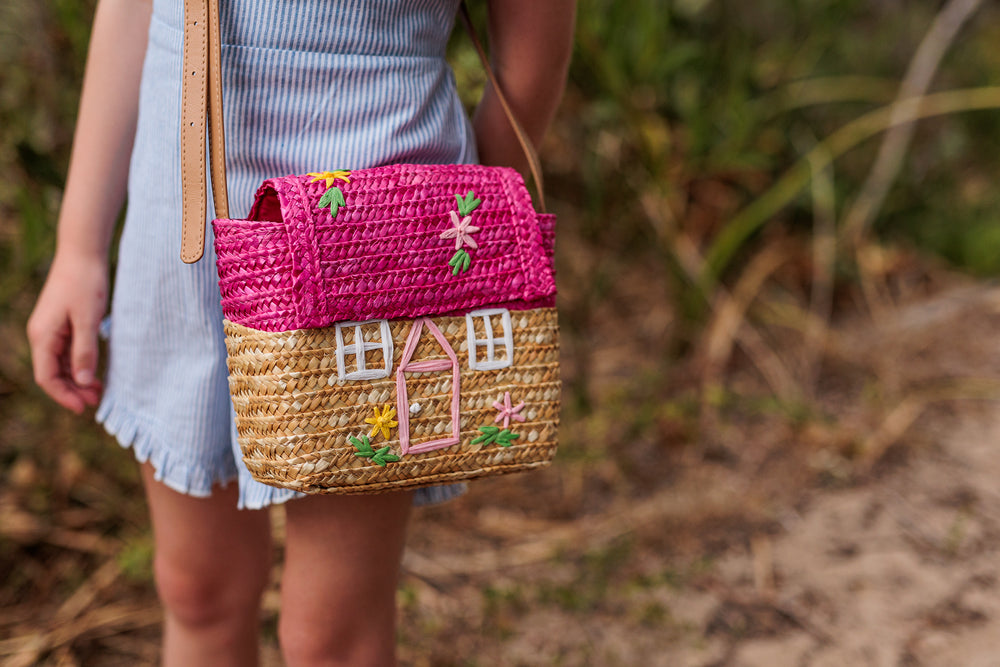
<box><xmin>26</xmin><ymin>251</ymin><xmax>108</xmax><ymax>414</ymax></box>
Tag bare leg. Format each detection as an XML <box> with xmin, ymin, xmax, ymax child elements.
<box><xmin>279</xmin><ymin>491</ymin><xmax>414</xmax><ymax>667</ymax></box>
<box><xmin>140</xmin><ymin>463</ymin><xmax>272</xmax><ymax>667</ymax></box>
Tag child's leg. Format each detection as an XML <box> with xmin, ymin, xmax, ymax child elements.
<box><xmin>140</xmin><ymin>463</ymin><xmax>272</xmax><ymax>667</ymax></box>
<box><xmin>279</xmin><ymin>491</ymin><xmax>414</xmax><ymax>667</ymax></box>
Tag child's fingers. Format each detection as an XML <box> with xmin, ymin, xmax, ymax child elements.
<box><xmin>49</xmin><ymin>379</ymin><xmax>89</xmax><ymax>414</ymax></box>
<box><xmin>76</xmin><ymin>382</ymin><xmax>103</xmax><ymax>408</ymax></box>
<box><xmin>29</xmin><ymin>324</ymin><xmax>87</xmax><ymax>414</ymax></box>
<box><xmin>26</xmin><ymin>254</ymin><xmax>108</xmax><ymax>414</ymax></box>
<box><xmin>70</xmin><ymin>310</ymin><xmax>101</xmax><ymax>388</ymax></box>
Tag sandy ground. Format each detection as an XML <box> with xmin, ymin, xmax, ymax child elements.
<box><xmin>668</xmin><ymin>412</ymin><xmax>1000</xmax><ymax>667</ymax></box>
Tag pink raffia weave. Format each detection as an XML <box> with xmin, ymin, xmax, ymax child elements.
<box><xmin>215</xmin><ymin>164</ymin><xmax>556</xmax><ymax>331</ymax></box>
<box><xmin>213</xmin><ymin>163</ymin><xmax>560</xmax><ymax>494</ymax></box>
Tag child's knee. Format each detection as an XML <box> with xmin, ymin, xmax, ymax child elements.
<box><xmin>278</xmin><ymin>605</ymin><xmax>395</xmax><ymax>667</ymax></box>
<box><xmin>153</xmin><ymin>553</ymin><xmax>267</xmax><ymax>628</ymax></box>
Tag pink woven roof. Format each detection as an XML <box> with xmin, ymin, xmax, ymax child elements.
<box><xmin>213</xmin><ymin>164</ymin><xmax>556</xmax><ymax>332</ymax></box>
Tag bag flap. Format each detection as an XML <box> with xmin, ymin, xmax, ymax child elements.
<box><xmin>215</xmin><ymin>164</ymin><xmax>555</xmax><ymax>331</ymax></box>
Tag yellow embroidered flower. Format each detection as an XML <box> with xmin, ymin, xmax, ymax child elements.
<box><xmin>365</xmin><ymin>404</ymin><xmax>398</xmax><ymax>440</ymax></box>
<box><xmin>307</xmin><ymin>170</ymin><xmax>352</xmax><ymax>188</ymax></box>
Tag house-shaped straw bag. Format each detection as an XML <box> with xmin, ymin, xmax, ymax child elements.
<box><xmin>179</xmin><ymin>0</ymin><xmax>560</xmax><ymax>493</ymax></box>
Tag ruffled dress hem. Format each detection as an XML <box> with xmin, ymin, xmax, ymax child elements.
<box><xmin>96</xmin><ymin>393</ymin><xmax>238</xmax><ymax>499</ymax></box>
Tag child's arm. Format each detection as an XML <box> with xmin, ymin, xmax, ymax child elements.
<box><xmin>26</xmin><ymin>0</ymin><xmax>152</xmax><ymax>414</ymax></box>
<box><xmin>472</xmin><ymin>0</ymin><xmax>576</xmax><ymax>174</ymax></box>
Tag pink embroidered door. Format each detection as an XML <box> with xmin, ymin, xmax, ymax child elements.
<box><xmin>395</xmin><ymin>318</ymin><xmax>461</xmax><ymax>454</ymax></box>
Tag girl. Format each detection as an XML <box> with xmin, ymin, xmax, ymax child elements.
<box><xmin>26</xmin><ymin>0</ymin><xmax>575</xmax><ymax>665</ymax></box>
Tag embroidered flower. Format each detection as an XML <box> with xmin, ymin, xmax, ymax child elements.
<box><xmin>365</xmin><ymin>404</ymin><xmax>398</xmax><ymax>441</ymax></box>
<box><xmin>492</xmin><ymin>391</ymin><xmax>526</xmax><ymax>429</ymax></box>
<box><xmin>442</xmin><ymin>190</ymin><xmax>483</xmax><ymax>276</ymax></box>
<box><xmin>440</xmin><ymin>210</ymin><xmax>481</xmax><ymax>250</ymax></box>
<box><xmin>307</xmin><ymin>170</ymin><xmax>352</xmax><ymax>188</ymax></box>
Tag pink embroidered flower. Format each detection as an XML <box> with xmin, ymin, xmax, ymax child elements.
<box><xmin>440</xmin><ymin>210</ymin><xmax>480</xmax><ymax>250</ymax></box>
<box><xmin>493</xmin><ymin>392</ymin><xmax>526</xmax><ymax>429</ymax></box>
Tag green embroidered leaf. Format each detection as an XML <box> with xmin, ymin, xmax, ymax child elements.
<box><xmin>496</xmin><ymin>430</ymin><xmax>521</xmax><ymax>447</ymax></box>
<box><xmin>352</xmin><ymin>436</ymin><xmax>400</xmax><ymax>466</ymax></box>
<box><xmin>471</xmin><ymin>429</ymin><xmax>495</xmax><ymax>445</ymax></box>
<box><xmin>472</xmin><ymin>426</ymin><xmax>501</xmax><ymax>445</ymax></box>
<box><xmin>455</xmin><ymin>190</ymin><xmax>482</xmax><ymax>216</ymax></box>
<box><xmin>472</xmin><ymin>426</ymin><xmax>520</xmax><ymax>447</ymax></box>
<box><xmin>350</xmin><ymin>434</ymin><xmax>375</xmax><ymax>457</ymax></box>
<box><xmin>318</xmin><ymin>186</ymin><xmax>347</xmax><ymax>217</ymax></box>
<box><xmin>372</xmin><ymin>445</ymin><xmax>401</xmax><ymax>467</ymax></box>
<box><xmin>449</xmin><ymin>249</ymin><xmax>472</xmax><ymax>276</ymax></box>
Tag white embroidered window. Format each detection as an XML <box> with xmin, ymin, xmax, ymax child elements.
<box><xmin>335</xmin><ymin>319</ymin><xmax>393</xmax><ymax>380</ymax></box>
<box><xmin>466</xmin><ymin>308</ymin><xmax>513</xmax><ymax>371</ymax></box>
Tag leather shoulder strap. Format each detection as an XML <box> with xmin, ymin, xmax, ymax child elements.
<box><xmin>207</xmin><ymin>0</ymin><xmax>229</xmax><ymax>221</ymax></box>
<box><xmin>179</xmin><ymin>0</ymin><xmax>209</xmax><ymax>263</ymax></box>
<box><xmin>180</xmin><ymin>0</ymin><xmax>228</xmax><ymax>263</ymax></box>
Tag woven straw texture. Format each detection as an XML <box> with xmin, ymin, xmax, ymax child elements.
<box><xmin>225</xmin><ymin>308</ymin><xmax>559</xmax><ymax>493</ymax></box>
<box><xmin>213</xmin><ymin>164</ymin><xmax>557</xmax><ymax>332</ymax></box>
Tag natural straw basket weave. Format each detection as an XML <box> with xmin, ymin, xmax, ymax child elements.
<box><xmin>225</xmin><ymin>310</ymin><xmax>559</xmax><ymax>492</ymax></box>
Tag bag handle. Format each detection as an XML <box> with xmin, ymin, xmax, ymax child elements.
<box><xmin>180</xmin><ymin>0</ymin><xmax>547</xmax><ymax>263</ymax></box>
<box><xmin>180</xmin><ymin>0</ymin><xmax>229</xmax><ymax>263</ymax></box>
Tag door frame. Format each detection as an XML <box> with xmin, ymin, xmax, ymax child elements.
<box><xmin>395</xmin><ymin>318</ymin><xmax>461</xmax><ymax>455</ymax></box>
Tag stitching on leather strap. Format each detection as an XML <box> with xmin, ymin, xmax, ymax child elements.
<box><xmin>180</xmin><ymin>0</ymin><xmax>209</xmax><ymax>263</ymax></box>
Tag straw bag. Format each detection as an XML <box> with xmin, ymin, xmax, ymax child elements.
<box><xmin>179</xmin><ymin>0</ymin><xmax>560</xmax><ymax>494</ymax></box>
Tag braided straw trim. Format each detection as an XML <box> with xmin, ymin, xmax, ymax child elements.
<box><xmin>225</xmin><ymin>308</ymin><xmax>560</xmax><ymax>493</ymax></box>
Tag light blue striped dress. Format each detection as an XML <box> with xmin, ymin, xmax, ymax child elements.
<box><xmin>97</xmin><ymin>0</ymin><xmax>475</xmax><ymax>509</ymax></box>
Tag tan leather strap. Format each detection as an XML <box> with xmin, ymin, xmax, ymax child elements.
<box><xmin>180</xmin><ymin>0</ymin><xmax>544</xmax><ymax>262</ymax></box>
<box><xmin>180</xmin><ymin>0</ymin><xmax>228</xmax><ymax>263</ymax></box>
<box><xmin>207</xmin><ymin>0</ymin><xmax>229</xmax><ymax>221</ymax></box>
<box><xmin>179</xmin><ymin>0</ymin><xmax>208</xmax><ymax>262</ymax></box>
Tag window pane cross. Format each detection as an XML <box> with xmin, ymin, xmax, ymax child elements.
<box><xmin>466</xmin><ymin>308</ymin><xmax>513</xmax><ymax>371</ymax></box>
<box><xmin>335</xmin><ymin>319</ymin><xmax>393</xmax><ymax>380</ymax></box>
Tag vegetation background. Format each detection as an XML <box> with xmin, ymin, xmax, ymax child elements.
<box><xmin>4</xmin><ymin>0</ymin><xmax>1000</xmax><ymax>664</ymax></box>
